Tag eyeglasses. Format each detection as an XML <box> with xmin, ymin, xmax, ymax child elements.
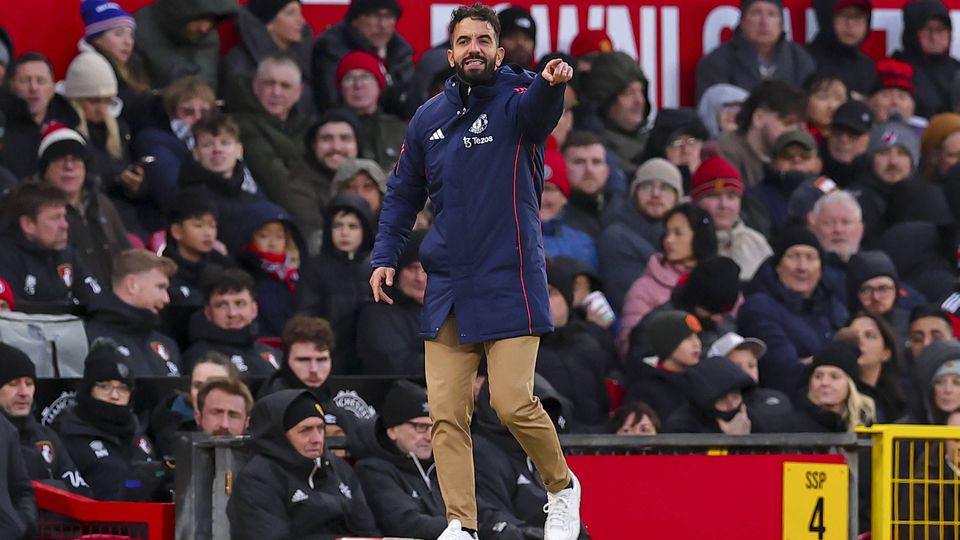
<box><xmin>407</xmin><ymin>421</ymin><xmax>433</xmax><ymax>434</ymax></box>
<box><xmin>858</xmin><ymin>284</ymin><xmax>896</xmax><ymax>297</ymax></box>
<box><xmin>342</xmin><ymin>72</ymin><xmax>378</xmax><ymax>86</ymax></box>
<box><xmin>177</xmin><ymin>105</ymin><xmax>211</xmax><ymax>118</ymax></box>
<box><xmin>669</xmin><ymin>137</ymin><xmax>701</xmax><ymax>149</ymax></box>
<box><xmin>94</xmin><ymin>381</ymin><xmax>131</xmax><ymax>396</ymax></box>
<box><xmin>636</xmin><ymin>181</ymin><xmax>676</xmax><ymax>194</ymax></box>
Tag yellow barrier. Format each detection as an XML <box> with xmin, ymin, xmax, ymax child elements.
<box><xmin>860</xmin><ymin>425</ymin><xmax>960</xmax><ymax>540</ymax></box>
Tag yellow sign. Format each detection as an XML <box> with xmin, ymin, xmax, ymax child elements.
<box><xmin>782</xmin><ymin>462</ymin><xmax>848</xmax><ymax>540</ymax></box>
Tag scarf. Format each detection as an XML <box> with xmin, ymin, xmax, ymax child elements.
<box><xmin>242</xmin><ymin>244</ymin><xmax>299</xmax><ymax>293</ymax></box>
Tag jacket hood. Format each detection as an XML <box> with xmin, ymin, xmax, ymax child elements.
<box><xmin>249</xmin><ymin>389</ymin><xmax>327</xmax><ymax>472</ymax></box>
<box><xmin>901</xmin><ymin>0</ymin><xmax>951</xmax><ymax>58</ymax></box>
<box><xmin>148</xmin><ymin>0</ymin><xmax>238</xmax><ymax>46</ymax></box>
<box><xmin>234</xmin><ymin>6</ymin><xmax>313</xmax><ymax>72</ymax></box>
<box><xmin>87</xmin><ymin>292</ymin><xmax>160</xmax><ymax>336</ymax></box>
<box><xmin>187</xmin><ymin>309</ymin><xmax>257</xmax><ymax>348</ymax></box>
<box><xmin>914</xmin><ymin>340</ymin><xmax>960</xmax><ymax>422</ymax></box>
<box><xmin>812</xmin><ymin>0</ymin><xmax>873</xmax><ymax>53</ymax></box>
<box><xmin>685</xmin><ymin>356</ymin><xmax>756</xmax><ymax>413</ymax></box>
<box><xmin>233</xmin><ymin>199</ymin><xmax>304</xmax><ymax>254</ymax></box>
<box><xmin>321</xmin><ymin>192</ymin><xmax>375</xmax><ymax>257</ymax></box>
<box><xmin>697</xmin><ymin>84</ymin><xmax>750</xmax><ymax>140</ymax></box>
<box><xmin>641</xmin><ymin>108</ymin><xmax>709</xmax><ymax>162</ymax></box>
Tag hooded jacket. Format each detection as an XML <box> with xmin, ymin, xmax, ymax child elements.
<box><xmin>84</xmin><ymin>293</ymin><xmax>182</xmax><ymax>378</ymax></box>
<box><xmin>133</xmin><ymin>0</ymin><xmax>238</xmax><ymax>88</ymax></box>
<box><xmin>806</xmin><ymin>0</ymin><xmax>878</xmax><ymax>97</ymax></box>
<box><xmin>4</xmin><ymin>412</ymin><xmax>91</xmax><ymax>496</ymax></box>
<box><xmin>0</xmin><ymin>89</ymin><xmax>79</xmax><ymax>181</ymax></box>
<box><xmin>0</xmin><ymin>227</ymin><xmax>100</xmax><ymax>309</ymax></box>
<box><xmin>738</xmin><ymin>259</ymin><xmax>849</xmax><ymax>394</ymax></box>
<box><xmin>64</xmin><ymin>179</ymin><xmax>132</xmax><ymax>287</ymax></box>
<box><xmin>878</xmin><ymin>220</ymin><xmax>956</xmax><ymax>303</ymax></box>
<box><xmin>697</xmin><ymin>84</ymin><xmax>750</xmax><ymax>140</ymax></box>
<box><xmin>297</xmin><ymin>194</ymin><xmax>374</xmax><ymax>374</ymax></box>
<box><xmin>617</xmin><ymin>254</ymin><xmax>690</xmax><ymax>357</ymax></box>
<box><xmin>0</xmin><ymin>414</ymin><xmax>36</xmax><ymax>539</ymax></box>
<box><xmin>663</xmin><ymin>356</ymin><xmax>767</xmax><ymax>434</ymax></box>
<box><xmin>182</xmin><ymin>310</ymin><xmax>280</xmax><ymax>376</ymax></box>
<box><xmin>893</xmin><ymin>0</ymin><xmax>960</xmax><ymax>118</ymax></box>
<box><xmin>909</xmin><ymin>340</ymin><xmax>960</xmax><ymax>424</ymax></box>
<box><xmin>371</xmin><ymin>66</ymin><xmax>565</xmax><ymax>343</ymax></box>
<box><xmin>226</xmin><ymin>390</ymin><xmax>380</xmax><ymax>540</ymax></box>
<box><xmin>351</xmin><ymin>417</ymin><xmax>447</xmax><ymax>538</ymax></box>
<box><xmin>623</xmin><ymin>357</ymin><xmax>693</xmax><ymax>422</ymax></box>
<box><xmin>355</xmin><ymin>286</ymin><xmax>423</xmax><ymax>376</ymax></box>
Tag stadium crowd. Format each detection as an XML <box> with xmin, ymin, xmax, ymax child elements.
<box><xmin>2</xmin><ymin>0</ymin><xmax>960</xmax><ymax>537</ymax></box>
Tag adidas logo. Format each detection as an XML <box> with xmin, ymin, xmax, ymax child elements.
<box><xmin>517</xmin><ymin>474</ymin><xmax>532</xmax><ymax>485</ymax></box>
<box><xmin>290</xmin><ymin>489</ymin><xmax>308</xmax><ymax>503</ymax></box>
<box><xmin>428</xmin><ymin>128</ymin><xmax>445</xmax><ymax>141</ymax></box>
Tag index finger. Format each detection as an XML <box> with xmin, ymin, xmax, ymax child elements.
<box><xmin>545</xmin><ymin>58</ymin><xmax>562</xmax><ymax>70</ymax></box>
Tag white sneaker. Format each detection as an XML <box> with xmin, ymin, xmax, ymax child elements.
<box><xmin>437</xmin><ymin>519</ymin><xmax>478</xmax><ymax>540</ymax></box>
<box><xmin>543</xmin><ymin>471</ymin><xmax>582</xmax><ymax>540</ymax></box>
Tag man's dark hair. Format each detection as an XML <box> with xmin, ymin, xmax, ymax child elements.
<box><xmin>910</xmin><ymin>304</ymin><xmax>953</xmax><ymax>325</ymax></box>
<box><xmin>608</xmin><ymin>401</ymin><xmax>661</xmax><ymax>433</ymax></box>
<box><xmin>5</xmin><ymin>52</ymin><xmax>54</xmax><ymax>88</ymax></box>
<box><xmin>6</xmin><ymin>181</ymin><xmax>67</xmax><ymax>222</ymax></box>
<box><xmin>204</xmin><ymin>268</ymin><xmax>256</xmax><ymax>303</ymax></box>
<box><xmin>281</xmin><ymin>315</ymin><xmax>336</xmax><ymax>359</ymax></box>
<box><xmin>561</xmin><ymin>131</ymin><xmax>604</xmax><ymax>154</ymax></box>
<box><xmin>736</xmin><ymin>79</ymin><xmax>805</xmax><ymax>133</ymax></box>
<box><xmin>448</xmin><ymin>3</ymin><xmax>501</xmax><ymax>42</ymax></box>
<box><xmin>167</xmin><ymin>189</ymin><xmax>218</xmax><ymax>225</ymax></box>
<box><xmin>196</xmin><ymin>376</ymin><xmax>254</xmax><ymax>415</ymax></box>
<box><xmin>306</xmin><ymin>108</ymin><xmax>362</xmax><ymax>155</ymax></box>
<box><xmin>192</xmin><ymin>111</ymin><xmax>241</xmax><ymax>141</ymax></box>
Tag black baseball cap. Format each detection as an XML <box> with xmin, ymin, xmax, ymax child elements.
<box><xmin>831</xmin><ymin>100</ymin><xmax>874</xmax><ymax>135</ymax></box>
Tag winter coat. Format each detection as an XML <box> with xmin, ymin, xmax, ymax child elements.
<box><xmin>596</xmin><ymin>202</ymin><xmax>662</xmax><ymax>314</ymax></box>
<box><xmin>563</xmin><ymin>190</ymin><xmax>624</xmax><ymax>239</ymax></box>
<box><xmin>623</xmin><ymin>360</ymin><xmax>692</xmax><ymax>422</ymax></box>
<box><xmin>695</xmin><ymin>29</ymin><xmax>816</xmax><ymax>102</ymax></box>
<box><xmin>602</xmin><ymin>124</ymin><xmax>649</xmax><ymax>181</ymax></box>
<box><xmin>716</xmin><ymin>221</ymin><xmax>773</xmax><ymax>281</ymax></box>
<box><xmin>749</xmin><ymin>170</ymin><xmax>814</xmax><ymax>232</ymax></box>
<box><xmin>0</xmin><ymin>228</ymin><xmax>101</xmax><ymax>309</ymax></box>
<box><xmin>718</xmin><ymin>130</ymin><xmax>768</xmax><ymax>188</ymax></box>
<box><xmin>738</xmin><ymin>260</ymin><xmax>849</xmax><ymax>394</ymax></box>
<box><xmin>160</xmin><ymin>242</ymin><xmax>234</xmax><ymax>349</ymax></box>
<box><xmin>281</xmin><ymin>159</ymin><xmax>336</xmax><ymax>248</ymax></box>
<box><xmin>65</xmin><ymin>182</ymin><xmax>132</xmax><ymax>287</ymax></box>
<box><xmin>312</xmin><ymin>21</ymin><xmax>414</xmax><ymax>118</ymax></box>
<box><xmin>133</xmin><ymin>0</ymin><xmax>238</xmax><ymax>88</ymax></box>
<box><xmin>84</xmin><ymin>293</ymin><xmax>182</xmax><ymax>378</ymax></box>
<box><xmin>182</xmin><ymin>310</ymin><xmax>281</xmax><ymax>376</ymax></box>
<box><xmin>879</xmin><ymin>221</ymin><xmax>956</xmax><ymax>303</ymax></box>
<box><xmin>783</xmin><ymin>392</ymin><xmax>848</xmax><ymax>433</ymax></box>
<box><xmin>226</xmin><ymin>389</ymin><xmax>380</xmax><ymax>540</ymax></box>
<box><xmin>351</xmin><ymin>418</ymin><xmax>447</xmax><ymax>539</ymax></box>
<box><xmin>55</xmin><ymin>405</ymin><xmax>155</xmax><ymax>501</ymax></box>
<box><xmin>223</xmin><ymin>77</ymin><xmax>312</xmax><ymax>206</ymax></box>
<box><xmin>131</xmin><ymin>106</ymin><xmax>192</xmax><ymax>218</ymax></box>
<box><xmin>806</xmin><ymin>0</ymin><xmax>877</xmax><ymax>97</ymax></box>
<box><xmin>4</xmin><ymin>413</ymin><xmax>91</xmax><ymax>496</ymax></box>
<box><xmin>536</xmin><ymin>320</ymin><xmax>612</xmax><ymax>430</ymax></box>
<box><xmin>625</xmin><ymin>299</ymin><xmax>736</xmax><ymax>372</ymax></box>
<box><xmin>146</xmin><ymin>393</ymin><xmax>196</xmax><ymax>459</ymax></box>
<box><xmin>222</xmin><ymin>7</ymin><xmax>314</xmax><ymax>113</ymax></box>
<box><xmin>356</xmin><ymin>111</ymin><xmax>407</xmax><ymax>172</ymax></box>
<box><xmin>617</xmin><ymin>254</ymin><xmax>689</xmax><ymax>357</ymax></box>
<box><xmin>908</xmin><ymin>341</ymin><xmax>960</xmax><ymax>425</ymax></box>
<box><xmin>541</xmin><ymin>217</ymin><xmax>598</xmax><ymax>272</ymax></box>
<box><xmin>0</xmin><ymin>90</ymin><xmax>79</xmax><ymax>181</ymax></box>
<box><xmin>697</xmin><ymin>84</ymin><xmax>750</xmax><ymax>140</ymax></box>
<box><xmin>893</xmin><ymin>0</ymin><xmax>960</xmax><ymax>118</ymax></box>
<box><xmin>0</xmin><ymin>414</ymin><xmax>36</xmax><ymax>540</ymax></box>
<box><xmin>82</xmin><ymin>118</ymin><xmax>142</xmax><ymax>232</ymax></box>
<box><xmin>355</xmin><ymin>290</ymin><xmax>423</xmax><ymax>376</ymax></box>
<box><xmin>371</xmin><ymin>66</ymin><xmax>564</xmax><ymax>343</ymax></box>
<box><xmin>662</xmin><ymin>356</ymin><xmax>757</xmax><ymax>433</ymax></box>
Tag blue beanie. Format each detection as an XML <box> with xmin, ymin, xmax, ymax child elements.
<box><xmin>81</xmin><ymin>0</ymin><xmax>136</xmax><ymax>40</ymax></box>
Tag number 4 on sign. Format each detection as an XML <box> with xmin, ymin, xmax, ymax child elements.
<box><xmin>808</xmin><ymin>497</ymin><xmax>825</xmax><ymax>540</ymax></box>
<box><xmin>782</xmin><ymin>462</ymin><xmax>848</xmax><ymax>540</ymax></box>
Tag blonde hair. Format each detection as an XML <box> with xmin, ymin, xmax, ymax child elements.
<box><xmin>70</xmin><ymin>99</ymin><xmax>123</xmax><ymax>160</ymax></box>
<box><xmin>112</xmin><ymin>249</ymin><xmax>178</xmax><ymax>289</ymax></box>
<box><xmin>808</xmin><ymin>376</ymin><xmax>876</xmax><ymax>431</ymax></box>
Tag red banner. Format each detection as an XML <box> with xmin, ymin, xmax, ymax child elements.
<box><xmin>3</xmin><ymin>1</ymin><xmax>960</xmax><ymax>106</ymax></box>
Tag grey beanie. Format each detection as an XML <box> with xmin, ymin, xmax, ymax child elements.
<box><xmin>869</xmin><ymin>116</ymin><xmax>921</xmax><ymax>166</ymax></box>
<box><xmin>630</xmin><ymin>158</ymin><xmax>684</xmax><ymax>199</ymax></box>
<box><xmin>331</xmin><ymin>158</ymin><xmax>388</xmax><ymax>196</ymax></box>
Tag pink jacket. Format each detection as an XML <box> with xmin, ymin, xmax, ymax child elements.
<box><xmin>616</xmin><ymin>254</ymin><xmax>691</xmax><ymax>357</ymax></box>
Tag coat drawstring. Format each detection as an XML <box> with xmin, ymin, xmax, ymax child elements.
<box><xmin>409</xmin><ymin>452</ymin><xmax>432</xmax><ymax>489</ymax></box>
<box><xmin>307</xmin><ymin>457</ymin><xmax>322</xmax><ymax>489</ymax></box>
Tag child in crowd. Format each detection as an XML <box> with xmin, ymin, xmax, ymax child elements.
<box><xmin>625</xmin><ymin>310</ymin><xmax>702</xmax><ymax>420</ymax></box>
<box><xmin>238</xmin><ymin>202</ymin><xmax>301</xmax><ymax>336</ymax></box>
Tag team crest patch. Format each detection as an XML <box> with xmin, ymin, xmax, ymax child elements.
<box><xmin>261</xmin><ymin>351</ymin><xmax>279</xmax><ymax>369</ymax></box>
<box><xmin>332</xmin><ymin>390</ymin><xmax>376</xmax><ymax>420</ymax></box>
<box><xmin>151</xmin><ymin>341</ymin><xmax>170</xmax><ymax>361</ymax></box>
<box><xmin>469</xmin><ymin>113</ymin><xmax>488</xmax><ymax>134</ymax></box>
<box><xmin>90</xmin><ymin>440</ymin><xmax>109</xmax><ymax>459</ymax></box>
<box><xmin>35</xmin><ymin>441</ymin><xmax>55</xmax><ymax>464</ymax></box>
<box><xmin>57</xmin><ymin>264</ymin><xmax>73</xmax><ymax>287</ymax></box>
<box><xmin>136</xmin><ymin>437</ymin><xmax>152</xmax><ymax>455</ymax></box>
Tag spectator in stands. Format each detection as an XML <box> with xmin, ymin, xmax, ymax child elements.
<box><xmin>497</xmin><ymin>7</ymin><xmax>536</xmax><ymax>68</ymax></box>
<box><xmin>846</xmin><ymin>311</ymin><xmax>907</xmax><ymax>423</ymax></box>
<box><xmin>0</xmin><ymin>343</ymin><xmax>90</xmax><ymax>494</ymax></box>
<box><xmin>608</xmin><ymin>401</ymin><xmax>659</xmax><ymax>435</ymax></box>
<box><xmin>697</xmin><ymin>84</ymin><xmax>749</xmax><ymax>141</ymax></box>
<box><xmin>194</xmin><ymin>376</ymin><xmax>253</xmax><ymax>437</ymax></box>
<box><xmin>868</xmin><ymin>59</ymin><xmax>920</xmax><ymax>125</ymax></box>
<box><xmin>560</xmin><ymin>131</ymin><xmax>623</xmax><ymax>238</ymax></box>
<box><xmin>56</xmin><ymin>342</ymin><xmax>156</xmax><ymax>500</ymax></box>
<box><xmin>751</xmin><ymin>129</ymin><xmax>824</xmax><ymax>231</ymax></box>
<box><xmin>922</xmin><ymin>112</ymin><xmax>960</xmax><ymax>185</ymax></box>
<box><xmin>846</xmin><ymin>250</ymin><xmax>912</xmax><ymax>346</ymax></box>
<box><xmin>900</xmin><ymin>409</ymin><xmax>960</xmax><ymax>539</ymax></box>
<box><xmin>0</xmin><ymin>27</ymin><xmax>12</xmax><ymax>86</ymax></box>
<box><xmin>803</xmin><ymin>74</ymin><xmax>848</xmax><ymax>143</ymax></box>
<box><xmin>133</xmin><ymin>0</ymin><xmax>238</xmax><ymax>88</ymax></box>
<box><xmin>738</xmin><ymin>227</ymin><xmax>848</xmax><ymax>394</ymax></box>
<box><xmin>625</xmin><ymin>310</ymin><xmax>701</xmax><ymax>421</ymax></box>
<box><xmin>175</xmin><ymin>112</ymin><xmax>265</xmax><ymax>254</ymax></box>
<box><xmin>37</xmin><ymin>123</ymin><xmax>131</xmax><ymax>288</ymax></box>
<box><xmin>909</xmin><ymin>305</ymin><xmax>956</xmax><ymax>364</ymax></box>
<box><xmin>148</xmin><ymin>351</ymin><xmax>242</xmax><ymax>457</ymax></box>
<box><xmin>227</xmin><ymin>389</ymin><xmax>380</xmax><ymax>538</ymax></box>
<box><xmin>805</xmin><ymin>0</ymin><xmax>875</xmax><ymax>98</ymax></box>
<box><xmin>784</xmin><ymin>340</ymin><xmax>875</xmax><ymax>432</ymax></box>
<box><xmin>352</xmin><ymin>380</ymin><xmax>446</xmax><ymax>538</ymax></box>
<box><xmin>79</xmin><ymin>0</ymin><xmax>153</xmax><ymax>131</ymax></box>
<box><xmin>356</xmin><ymin>229</ymin><xmax>425</xmax><ymax>375</ymax></box>
<box><xmin>85</xmin><ymin>249</ymin><xmax>181</xmax><ymax>377</ymax></box>
<box><xmin>639</xmin><ymin>108</ymin><xmax>708</xmax><ymax>187</ymax></box>
<box><xmin>546</xmin><ymin>256</ymin><xmax>618</xmax><ymax>368</ymax></box>
<box><xmin>330</xmin><ymin>158</ymin><xmax>387</xmax><ymax>225</ymax></box>
<box><xmin>334</xmin><ymin>51</ymin><xmax>405</xmax><ymax>171</ymax></box>
<box><xmin>578</xmin><ymin>52</ymin><xmax>651</xmax><ymax>178</ymax></box>
<box><xmin>568</xmin><ymin>29</ymin><xmax>613</xmax><ymax>74</ymax></box>
<box><xmin>618</xmin><ymin>204</ymin><xmax>716</xmax><ymax>355</ymax></box>
<box><xmin>598</xmin><ymin>158</ymin><xmax>680</xmax><ymax>313</ymax></box>
<box><xmin>908</xmin><ymin>340</ymin><xmax>960</xmax><ymax>424</ymax></box>
<box><xmin>695</xmin><ymin>0</ymin><xmax>815</xmax><ymax>101</ymax></box>
<box><xmin>297</xmin><ymin>194</ymin><xmax>374</xmax><ymax>373</ymax></box>
<box><xmin>312</xmin><ymin>0</ymin><xmax>412</xmax><ymax>117</ymax></box>
<box><xmin>539</xmin><ymin>263</ymin><xmax>613</xmax><ymax>430</ymax></box>
<box><xmin>664</xmin><ymin>356</ymin><xmax>758</xmax><ymax>434</ymax></box>
<box><xmin>820</xmin><ymin>100</ymin><xmax>873</xmax><ymax>186</ymax></box>
<box><xmin>235</xmin><ymin>201</ymin><xmax>301</xmax><ymax>336</ymax></box>
<box><xmin>0</xmin><ymin>412</ymin><xmax>35</xmax><ymax>540</ymax></box>
<box><xmin>540</xmin><ymin>150</ymin><xmax>598</xmax><ymax>271</ymax></box>
<box><xmin>0</xmin><ymin>182</ymin><xmax>100</xmax><ymax>308</ymax></box>
<box><xmin>283</xmin><ymin>109</ymin><xmax>361</xmax><ymax>246</ymax></box>
<box><xmin>893</xmin><ymin>0</ymin><xmax>959</xmax><ymax>119</ymax></box>
<box><xmin>0</xmin><ymin>111</ymin><xmax>19</xmax><ymax>194</ymax></box>
<box><xmin>719</xmin><ymin>80</ymin><xmax>805</xmax><ymax>187</ymax></box>
<box><xmin>132</xmin><ymin>77</ymin><xmax>216</xmax><ymax>226</ymax></box>
<box><xmin>258</xmin><ymin>315</ymin><xmax>335</xmax><ymax>400</ymax></box>
<box><xmin>226</xmin><ymin>53</ymin><xmax>312</xmax><ymax>207</ymax></box>
<box><xmin>691</xmin><ymin>156</ymin><xmax>772</xmax><ymax>281</ymax></box>
<box><xmin>807</xmin><ymin>191</ymin><xmax>864</xmax><ymax>294</ymax></box>
<box><xmin>183</xmin><ymin>268</ymin><xmax>281</xmax><ymax>376</ymax></box>
<box><xmin>0</xmin><ymin>52</ymin><xmax>79</xmax><ymax>180</ymax></box>
<box><xmin>222</xmin><ymin>0</ymin><xmax>313</xmax><ymax>112</ymax></box>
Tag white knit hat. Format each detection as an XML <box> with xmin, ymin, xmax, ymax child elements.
<box><xmin>62</xmin><ymin>51</ymin><xmax>117</xmax><ymax>99</ymax></box>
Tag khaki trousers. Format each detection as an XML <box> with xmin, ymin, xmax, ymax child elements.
<box><xmin>425</xmin><ymin>315</ymin><xmax>571</xmax><ymax>530</ymax></box>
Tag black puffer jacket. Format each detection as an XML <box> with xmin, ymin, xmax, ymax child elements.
<box><xmin>0</xmin><ymin>90</ymin><xmax>79</xmax><ymax>180</ymax></box>
<box><xmin>355</xmin><ymin>289</ymin><xmax>423</xmax><ymax>376</ymax></box>
<box><xmin>663</xmin><ymin>356</ymin><xmax>757</xmax><ymax>433</ymax></box>
<box><xmin>226</xmin><ymin>390</ymin><xmax>380</xmax><ymax>540</ymax></box>
<box><xmin>84</xmin><ymin>294</ymin><xmax>182</xmax><ymax>378</ymax></box>
<box><xmin>4</xmin><ymin>413</ymin><xmax>91</xmax><ymax>496</ymax></box>
<box><xmin>893</xmin><ymin>0</ymin><xmax>960</xmax><ymax>118</ymax></box>
<box><xmin>806</xmin><ymin>0</ymin><xmax>877</xmax><ymax>96</ymax></box>
<box><xmin>0</xmin><ymin>414</ymin><xmax>36</xmax><ymax>540</ymax></box>
<box><xmin>0</xmin><ymin>227</ymin><xmax>100</xmax><ymax>309</ymax></box>
<box><xmin>182</xmin><ymin>310</ymin><xmax>280</xmax><ymax>376</ymax></box>
<box><xmin>536</xmin><ymin>320</ymin><xmax>612</xmax><ymax>431</ymax></box>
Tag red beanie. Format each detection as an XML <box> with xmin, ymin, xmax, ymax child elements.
<box><xmin>336</xmin><ymin>51</ymin><xmax>387</xmax><ymax>93</ymax></box>
<box><xmin>543</xmin><ymin>149</ymin><xmax>570</xmax><ymax>198</ymax></box>
<box><xmin>570</xmin><ymin>29</ymin><xmax>614</xmax><ymax>58</ymax></box>
<box><xmin>0</xmin><ymin>277</ymin><xmax>14</xmax><ymax>311</ymax></box>
<box><xmin>690</xmin><ymin>157</ymin><xmax>744</xmax><ymax>202</ymax></box>
<box><xmin>874</xmin><ymin>58</ymin><xmax>915</xmax><ymax>95</ymax></box>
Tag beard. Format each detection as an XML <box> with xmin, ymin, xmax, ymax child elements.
<box><xmin>456</xmin><ymin>53</ymin><xmax>497</xmax><ymax>85</ymax></box>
